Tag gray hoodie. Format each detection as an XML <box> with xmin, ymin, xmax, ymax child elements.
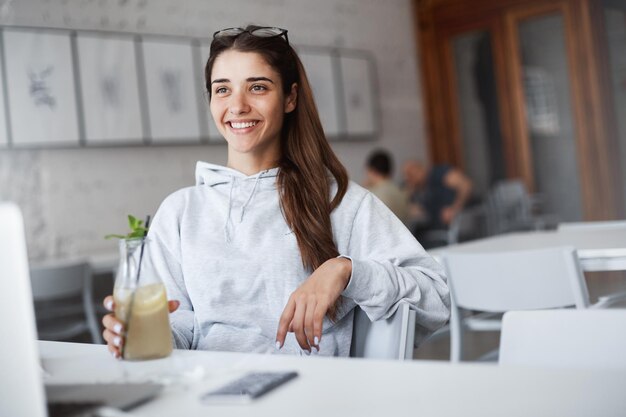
<box><xmin>146</xmin><ymin>161</ymin><xmax>450</xmax><ymax>356</ymax></box>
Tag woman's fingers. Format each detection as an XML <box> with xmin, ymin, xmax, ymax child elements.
<box><xmin>103</xmin><ymin>295</ymin><xmax>115</xmax><ymax>312</ymax></box>
<box><xmin>106</xmin><ymin>341</ymin><xmax>121</xmax><ymax>360</ymax></box>
<box><xmin>102</xmin><ymin>313</ymin><xmax>124</xmax><ymax>335</ymax></box>
<box><xmin>304</xmin><ymin>296</ymin><xmax>317</xmax><ymax>350</ymax></box>
<box><xmin>312</xmin><ymin>302</ymin><xmax>326</xmax><ymax>349</ymax></box>
<box><xmin>291</xmin><ymin>298</ymin><xmax>310</xmax><ymax>352</ymax></box>
<box><xmin>276</xmin><ymin>298</ymin><xmax>296</xmax><ymax>349</ymax></box>
<box><xmin>103</xmin><ymin>327</ymin><xmax>123</xmax><ymax>359</ymax></box>
<box><xmin>168</xmin><ymin>300</ymin><xmax>180</xmax><ymax>313</ymax></box>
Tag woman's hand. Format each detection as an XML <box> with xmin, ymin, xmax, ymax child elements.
<box><xmin>102</xmin><ymin>295</ymin><xmax>180</xmax><ymax>359</ymax></box>
<box><xmin>275</xmin><ymin>257</ymin><xmax>352</xmax><ymax>353</ymax></box>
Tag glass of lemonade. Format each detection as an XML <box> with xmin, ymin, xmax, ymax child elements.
<box><xmin>114</xmin><ymin>237</ymin><xmax>173</xmax><ymax>360</ymax></box>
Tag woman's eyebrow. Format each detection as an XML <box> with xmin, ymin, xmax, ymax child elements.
<box><xmin>247</xmin><ymin>77</ymin><xmax>274</xmax><ymax>84</ymax></box>
<box><xmin>211</xmin><ymin>77</ymin><xmax>274</xmax><ymax>85</ymax></box>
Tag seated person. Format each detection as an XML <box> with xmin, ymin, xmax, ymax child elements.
<box><xmin>363</xmin><ymin>149</ymin><xmax>409</xmax><ymax>223</ymax></box>
<box><xmin>101</xmin><ymin>25</ymin><xmax>450</xmax><ymax>358</ymax></box>
<box><xmin>403</xmin><ymin>161</ymin><xmax>473</xmax><ymax>237</ymax></box>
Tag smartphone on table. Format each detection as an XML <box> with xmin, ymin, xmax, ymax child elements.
<box><xmin>200</xmin><ymin>371</ymin><xmax>298</xmax><ymax>404</ymax></box>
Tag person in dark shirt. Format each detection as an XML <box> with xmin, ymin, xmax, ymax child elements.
<box><xmin>403</xmin><ymin>161</ymin><xmax>473</xmax><ymax>238</ymax></box>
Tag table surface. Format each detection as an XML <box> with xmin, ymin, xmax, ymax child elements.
<box><xmin>429</xmin><ymin>227</ymin><xmax>626</xmax><ymax>271</ymax></box>
<box><xmin>39</xmin><ymin>341</ymin><xmax>626</xmax><ymax>417</ymax></box>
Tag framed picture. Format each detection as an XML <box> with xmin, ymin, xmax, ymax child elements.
<box><xmin>77</xmin><ymin>33</ymin><xmax>143</xmax><ymax>144</ymax></box>
<box><xmin>338</xmin><ymin>52</ymin><xmax>379</xmax><ymax>138</ymax></box>
<box><xmin>197</xmin><ymin>40</ymin><xmax>223</xmax><ymax>143</ymax></box>
<box><xmin>141</xmin><ymin>38</ymin><xmax>203</xmax><ymax>143</ymax></box>
<box><xmin>298</xmin><ymin>48</ymin><xmax>343</xmax><ymax>138</ymax></box>
<box><xmin>3</xmin><ymin>29</ymin><xmax>80</xmax><ymax>147</ymax></box>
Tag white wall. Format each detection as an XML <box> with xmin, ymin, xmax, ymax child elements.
<box><xmin>0</xmin><ymin>0</ymin><xmax>428</xmax><ymax>260</ymax></box>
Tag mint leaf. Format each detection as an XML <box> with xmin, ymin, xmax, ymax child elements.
<box><xmin>105</xmin><ymin>214</ymin><xmax>150</xmax><ymax>240</ymax></box>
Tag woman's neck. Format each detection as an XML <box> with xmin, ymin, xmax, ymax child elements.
<box><xmin>227</xmin><ymin>155</ymin><xmax>280</xmax><ymax>176</ymax></box>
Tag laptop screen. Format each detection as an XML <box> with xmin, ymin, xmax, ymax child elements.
<box><xmin>0</xmin><ymin>202</ymin><xmax>47</xmax><ymax>417</ymax></box>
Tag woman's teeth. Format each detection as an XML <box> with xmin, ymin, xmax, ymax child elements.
<box><xmin>230</xmin><ymin>121</ymin><xmax>258</xmax><ymax>129</ymax></box>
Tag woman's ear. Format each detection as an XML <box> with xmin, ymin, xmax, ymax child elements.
<box><xmin>284</xmin><ymin>83</ymin><xmax>298</xmax><ymax>114</ymax></box>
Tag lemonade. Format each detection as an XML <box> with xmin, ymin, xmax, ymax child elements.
<box><xmin>114</xmin><ymin>282</ymin><xmax>173</xmax><ymax>360</ymax></box>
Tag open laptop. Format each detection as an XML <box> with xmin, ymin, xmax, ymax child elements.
<box><xmin>0</xmin><ymin>202</ymin><xmax>162</xmax><ymax>417</ymax></box>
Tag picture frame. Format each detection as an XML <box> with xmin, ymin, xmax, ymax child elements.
<box><xmin>3</xmin><ymin>28</ymin><xmax>80</xmax><ymax>147</ymax></box>
<box><xmin>298</xmin><ymin>48</ymin><xmax>343</xmax><ymax>138</ymax></box>
<box><xmin>76</xmin><ymin>33</ymin><xmax>144</xmax><ymax>144</ymax></box>
<box><xmin>338</xmin><ymin>51</ymin><xmax>379</xmax><ymax>138</ymax></box>
<box><xmin>141</xmin><ymin>37</ymin><xmax>203</xmax><ymax>144</ymax></box>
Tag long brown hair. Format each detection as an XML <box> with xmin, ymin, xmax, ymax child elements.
<box><xmin>206</xmin><ymin>26</ymin><xmax>349</xmax><ymax>319</ymax></box>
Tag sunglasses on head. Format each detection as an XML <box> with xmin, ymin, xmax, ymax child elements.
<box><xmin>212</xmin><ymin>27</ymin><xmax>289</xmax><ymax>45</ymax></box>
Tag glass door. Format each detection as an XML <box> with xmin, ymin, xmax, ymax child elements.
<box><xmin>513</xmin><ymin>11</ymin><xmax>584</xmax><ymax>221</ymax></box>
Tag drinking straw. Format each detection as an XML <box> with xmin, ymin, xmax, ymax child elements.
<box><xmin>121</xmin><ymin>215</ymin><xmax>151</xmax><ymax>359</ymax></box>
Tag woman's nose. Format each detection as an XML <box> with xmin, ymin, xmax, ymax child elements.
<box><xmin>228</xmin><ymin>91</ymin><xmax>250</xmax><ymax>115</ymax></box>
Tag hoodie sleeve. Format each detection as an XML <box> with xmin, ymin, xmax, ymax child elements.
<box><xmin>340</xmin><ymin>191</ymin><xmax>450</xmax><ymax>339</ymax></box>
<box><xmin>147</xmin><ymin>193</ymin><xmax>195</xmax><ymax>349</ymax></box>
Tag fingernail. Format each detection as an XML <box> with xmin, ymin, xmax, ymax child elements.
<box><xmin>110</xmin><ymin>350</ymin><xmax>118</xmax><ymax>359</ymax></box>
<box><xmin>304</xmin><ymin>349</ymin><xmax>311</xmax><ymax>356</ymax></box>
<box><xmin>105</xmin><ymin>299</ymin><xmax>113</xmax><ymax>310</ymax></box>
<box><xmin>275</xmin><ymin>341</ymin><xmax>281</xmax><ymax>350</ymax></box>
<box><xmin>113</xmin><ymin>336</ymin><xmax>121</xmax><ymax>347</ymax></box>
<box><xmin>113</xmin><ymin>323</ymin><xmax>123</xmax><ymax>334</ymax></box>
<box><xmin>314</xmin><ymin>336</ymin><xmax>319</xmax><ymax>345</ymax></box>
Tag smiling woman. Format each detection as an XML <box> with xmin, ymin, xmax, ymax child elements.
<box><xmin>101</xmin><ymin>25</ymin><xmax>450</xmax><ymax>359</ymax></box>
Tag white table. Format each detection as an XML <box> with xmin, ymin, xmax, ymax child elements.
<box><xmin>39</xmin><ymin>341</ymin><xmax>626</xmax><ymax>417</ymax></box>
<box><xmin>429</xmin><ymin>227</ymin><xmax>626</xmax><ymax>272</ymax></box>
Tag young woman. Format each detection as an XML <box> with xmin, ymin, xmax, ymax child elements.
<box><xmin>102</xmin><ymin>26</ymin><xmax>450</xmax><ymax>358</ymax></box>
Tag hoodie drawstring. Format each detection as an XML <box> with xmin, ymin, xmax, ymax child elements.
<box><xmin>224</xmin><ymin>170</ymin><xmax>268</xmax><ymax>242</ymax></box>
<box><xmin>224</xmin><ymin>180</ymin><xmax>236</xmax><ymax>242</ymax></box>
<box><xmin>239</xmin><ymin>171</ymin><xmax>265</xmax><ymax>223</ymax></box>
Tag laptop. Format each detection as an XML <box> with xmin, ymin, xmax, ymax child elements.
<box><xmin>0</xmin><ymin>202</ymin><xmax>163</xmax><ymax>417</ymax></box>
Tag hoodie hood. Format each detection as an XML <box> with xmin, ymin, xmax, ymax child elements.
<box><xmin>195</xmin><ymin>161</ymin><xmax>280</xmax><ymax>242</ymax></box>
<box><xmin>195</xmin><ymin>161</ymin><xmax>279</xmax><ymax>187</ymax></box>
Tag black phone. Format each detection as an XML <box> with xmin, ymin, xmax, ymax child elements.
<box><xmin>199</xmin><ymin>371</ymin><xmax>298</xmax><ymax>404</ymax></box>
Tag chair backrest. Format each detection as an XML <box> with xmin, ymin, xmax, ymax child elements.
<box><xmin>448</xmin><ymin>204</ymin><xmax>487</xmax><ymax>245</ymax></box>
<box><xmin>500</xmin><ymin>310</ymin><xmax>626</xmax><ymax>369</ymax></box>
<box><xmin>350</xmin><ymin>302</ymin><xmax>416</xmax><ymax>360</ymax></box>
<box><xmin>443</xmin><ymin>246</ymin><xmax>589</xmax><ymax>312</ymax></box>
<box><xmin>485</xmin><ymin>179</ymin><xmax>533</xmax><ymax>235</ymax></box>
<box><xmin>29</xmin><ymin>259</ymin><xmax>91</xmax><ymax>301</ymax></box>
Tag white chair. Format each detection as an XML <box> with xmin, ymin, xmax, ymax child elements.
<box><xmin>443</xmin><ymin>246</ymin><xmax>590</xmax><ymax>362</ymax></box>
<box><xmin>350</xmin><ymin>302</ymin><xmax>416</xmax><ymax>360</ymax></box>
<box><xmin>500</xmin><ymin>310</ymin><xmax>626</xmax><ymax>369</ymax></box>
<box><xmin>558</xmin><ymin>220</ymin><xmax>626</xmax><ymax>307</ymax></box>
<box><xmin>29</xmin><ymin>259</ymin><xmax>102</xmax><ymax>344</ymax></box>
<box><xmin>485</xmin><ymin>179</ymin><xmax>558</xmax><ymax>235</ymax></box>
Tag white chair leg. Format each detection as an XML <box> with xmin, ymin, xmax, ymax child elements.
<box><xmin>450</xmin><ymin>303</ymin><xmax>463</xmax><ymax>362</ymax></box>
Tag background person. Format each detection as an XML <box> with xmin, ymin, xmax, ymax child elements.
<box><xmin>403</xmin><ymin>160</ymin><xmax>473</xmax><ymax>235</ymax></box>
<box><xmin>364</xmin><ymin>149</ymin><xmax>409</xmax><ymax>223</ymax></box>
<box><xmin>102</xmin><ymin>25</ymin><xmax>450</xmax><ymax>358</ymax></box>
